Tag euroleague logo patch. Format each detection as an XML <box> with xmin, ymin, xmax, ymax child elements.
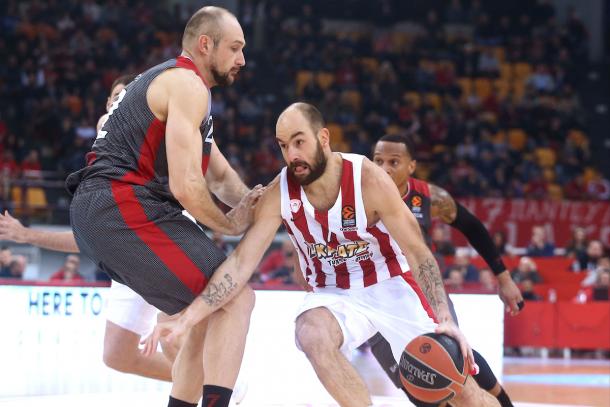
<box><xmin>341</xmin><ymin>205</ymin><xmax>356</xmax><ymax>228</ymax></box>
<box><xmin>411</xmin><ymin>196</ymin><xmax>422</xmax><ymax>207</ymax></box>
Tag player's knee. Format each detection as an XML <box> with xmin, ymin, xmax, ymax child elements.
<box><xmin>102</xmin><ymin>342</ymin><xmax>136</xmax><ymax>373</ymax></box>
<box><xmin>451</xmin><ymin>376</ymin><xmax>488</xmax><ymax>406</ymax></box>
<box><xmin>295</xmin><ymin>312</ymin><xmax>339</xmax><ymax>357</ymax></box>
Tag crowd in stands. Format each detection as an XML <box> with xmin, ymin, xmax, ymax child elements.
<box><xmin>0</xmin><ymin>0</ymin><xmax>608</xmax><ymax>298</ymax></box>
<box><xmin>0</xmin><ymin>0</ymin><xmax>609</xmax><ymax>220</ymax></box>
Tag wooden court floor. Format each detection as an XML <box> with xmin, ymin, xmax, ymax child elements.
<box><xmin>354</xmin><ymin>352</ymin><xmax>610</xmax><ymax>407</ymax></box>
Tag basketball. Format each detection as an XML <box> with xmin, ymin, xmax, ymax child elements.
<box><xmin>399</xmin><ymin>333</ymin><xmax>469</xmax><ymax>404</ymax></box>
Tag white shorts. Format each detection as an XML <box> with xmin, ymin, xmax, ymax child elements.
<box><xmin>296</xmin><ymin>273</ymin><xmax>438</xmax><ymax>362</ymax></box>
<box><xmin>104</xmin><ymin>281</ymin><xmax>159</xmax><ymax>337</ymax></box>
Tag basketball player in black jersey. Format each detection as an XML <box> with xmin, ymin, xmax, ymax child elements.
<box><xmin>369</xmin><ymin>134</ymin><xmax>521</xmax><ymax>407</ymax></box>
<box><xmin>66</xmin><ymin>7</ymin><xmax>262</xmax><ymax>407</ymax></box>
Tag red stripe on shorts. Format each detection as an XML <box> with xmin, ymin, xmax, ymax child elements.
<box><xmin>111</xmin><ymin>181</ymin><xmax>208</xmax><ymax>295</ymax></box>
<box><xmin>401</xmin><ymin>271</ymin><xmax>438</xmax><ymax>323</ymax></box>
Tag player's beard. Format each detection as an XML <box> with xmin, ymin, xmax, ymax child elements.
<box><xmin>210</xmin><ymin>61</ymin><xmax>234</xmax><ymax>86</ymax></box>
<box><xmin>288</xmin><ymin>140</ymin><xmax>327</xmax><ymax>186</ymax></box>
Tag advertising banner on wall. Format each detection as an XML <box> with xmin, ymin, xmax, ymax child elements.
<box><xmin>444</xmin><ymin>199</ymin><xmax>610</xmax><ymax>248</ymax></box>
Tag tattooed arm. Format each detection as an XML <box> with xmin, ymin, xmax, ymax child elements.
<box><xmin>162</xmin><ymin>179</ymin><xmax>281</xmax><ymax>329</ymax></box>
<box><xmin>430</xmin><ymin>183</ymin><xmax>524</xmax><ymax>315</ymax></box>
<box><xmin>362</xmin><ymin>159</ymin><xmax>476</xmax><ymax>370</ymax></box>
<box><xmin>429</xmin><ymin>184</ymin><xmax>458</xmax><ymax>223</ymax></box>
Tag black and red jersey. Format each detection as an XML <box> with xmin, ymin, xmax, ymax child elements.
<box><xmin>403</xmin><ymin>177</ymin><xmax>432</xmax><ymax>247</ymax></box>
<box><xmin>66</xmin><ymin>56</ymin><xmax>214</xmax><ymax>204</ymax></box>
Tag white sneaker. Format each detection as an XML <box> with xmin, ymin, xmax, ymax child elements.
<box><xmin>230</xmin><ymin>377</ymin><xmax>248</xmax><ymax>405</ymax></box>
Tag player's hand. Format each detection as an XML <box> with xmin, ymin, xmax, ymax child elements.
<box><xmin>226</xmin><ymin>184</ymin><xmax>265</xmax><ymax>235</ymax></box>
<box><xmin>497</xmin><ymin>270</ymin><xmax>524</xmax><ymax>316</ymax></box>
<box><xmin>140</xmin><ymin>317</ymin><xmax>191</xmax><ymax>357</ymax></box>
<box><xmin>0</xmin><ymin>210</ymin><xmax>28</xmax><ymax>243</ymax></box>
<box><xmin>434</xmin><ymin>318</ymin><xmax>479</xmax><ymax>376</ymax></box>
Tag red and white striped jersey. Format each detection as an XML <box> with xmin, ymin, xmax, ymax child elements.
<box><xmin>280</xmin><ymin>153</ymin><xmax>410</xmax><ymax>289</ymax></box>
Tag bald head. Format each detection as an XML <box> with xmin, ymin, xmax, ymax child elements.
<box><xmin>182</xmin><ymin>6</ymin><xmax>236</xmax><ymax>49</ymax></box>
<box><xmin>278</xmin><ymin>103</ymin><xmax>325</xmax><ymax>135</ymax></box>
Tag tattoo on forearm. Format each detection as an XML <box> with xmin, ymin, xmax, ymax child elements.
<box><xmin>416</xmin><ymin>257</ymin><xmax>447</xmax><ymax>313</ymax></box>
<box><xmin>200</xmin><ymin>273</ymin><xmax>238</xmax><ymax>307</ymax></box>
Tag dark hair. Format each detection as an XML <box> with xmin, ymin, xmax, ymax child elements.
<box><xmin>110</xmin><ymin>74</ymin><xmax>136</xmax><ymax>93</ymax></box>
<box><xmin>182</xmin><ymin>6</ymin><xmax>234</xmax><ymax>48</ymax></box>
<box><xmin>1</xmin><ymin>246</ymin><xmax>9</xmax><ymax>251</ymax></box>
<box><xmin>377</xmin><ymin>134</ymin><xmax>416</xmax><ymax>159</ymax></box>
<box><xmin>292</xmin><ymin>102</ymin><xmax>326</xmax><ymax>135</ymax></box>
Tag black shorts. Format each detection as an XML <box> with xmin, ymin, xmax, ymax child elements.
<box><xmin>70</xmin><ymin>178</ymin><xmax>226</xmax><ymax>315</ymax></box>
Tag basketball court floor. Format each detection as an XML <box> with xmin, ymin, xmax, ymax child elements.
<box><xmin>0</xmin><ymin>353</ymin><xmax>607</xmax><ymax>407</ymax></box>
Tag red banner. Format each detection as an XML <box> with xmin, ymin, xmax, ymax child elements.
<box><xmin>443</xmin><ymin>199</ymin><xmax>610</xmax><ymax>248</ymax></box>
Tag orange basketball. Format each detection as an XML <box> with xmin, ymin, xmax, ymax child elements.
<box><xmin>399</xmin><ymin>333</ymin><xmax>469</xmax><ymax>404</ymax></box>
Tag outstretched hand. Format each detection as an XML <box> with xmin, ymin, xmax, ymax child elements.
<box><xmin>0</xmin><ymin>210</ymin><xmax>27</xmax><ymax>243</ymax></box>
<box><xmin>140</xmin><ymin>317</ymin><xmax>191</xmax><ymax>357</ymax></box>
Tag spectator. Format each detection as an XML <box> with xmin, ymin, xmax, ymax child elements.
<box><xmin>572</xmin><ymin>240</ymin><xmax>605</xmax><ymax>272</ymax></box>
<box><xmin>445</xmin><ymin>249</ymin><xmax>479</xmax><ymax>282</ymax></box>
<box><xmin>521</xmin><ymin>278</ymin><xmax>543</xmax><ymax>301</ymax></box>
<box><xmin>445</xmin><ymin>268</ymin><xmax>465</xmax><ymax>291</ymax></box>
<box><xmin>526</xmin><ymin>225</ymin><xmax>555</xmax><ymax>257</ymax></box>
<box><xmin>6</xmin><ymin>255</ymin><xmax>26</xmax><ymax>279</ymax></box>
<box><xmin>565</xmin><ymin>226</ymin><xmax>588</xmax><ymax>266</ymax></box>
<box><xmin>588</xmin><ymin>270</ymin><xmax>610</xmax><ymax>301</ymax></box>
<box><xmin>257</xmin><ymin>237</ymin><xmax>295</xmax><ymax>284</ymax></box>
<box><xmin>511</xmin><ymin>256</ymin><xmax>543</xmax><ymax>284</ymax></box>
<box><xmin>527</xmin><ymin>64</ymin><xmax>555</xmax><ymax>92</ymax></box>
<box><xmin>0</xmin><ymin>246</ymin><xmax>12</xmax><ymax>277</ymax></box>
<box><xmin>50</xmin><ymin>255</ymin><xmax>84</xmax><ymax>282</ymax></box>
<box><xmin>581</xmin><ymin>256</ymin><xmax>610</xmax><ymax>287</ymax></box>
<box><xmin>431</xmin><ymin>225</ymin><xmax>456</xmax><ymax>256</ymax></box>
<box><xmin>479</xmin><ymin>269</ymin><xmax>496</xmax><ymax>291</ymax></box>
<box><xmin>492</xmin><ymin>231</ymin><xmax>512</xmax><ymax>256</ymax></box>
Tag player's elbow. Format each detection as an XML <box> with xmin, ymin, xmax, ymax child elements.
<box><xmin>169</xmin><ymin>176</ymin><xmax>198</xmax><ymax>204</ymax></box>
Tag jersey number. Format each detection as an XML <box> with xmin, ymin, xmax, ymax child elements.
<box><xmin>96</xmin><ymin>88</ymin><xmax>127</xmax><ymax>140</ymax></box>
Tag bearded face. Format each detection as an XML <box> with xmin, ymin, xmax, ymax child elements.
<box><xmin>288</xmin><ymin>138</ymin><xmax>327</xmax><ymax>185</ymax></box>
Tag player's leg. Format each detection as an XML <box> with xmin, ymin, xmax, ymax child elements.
<box><xmin>451</xmin><ymin>376</ymin><xmax>500</xmax><ymax>406</ymax></box>
<box><xmin>472</xmin><ymin>349</ymin><xmax>514</xmax><ymax>407</ymax></box>
<box><xmin>103</xmin><ymin>281</ymin><xmax>173</xmax><ymax>380</ymax></box>
<box><xmin>296</xmin><ymin>306</ymin><xmax>372</xmax><ymax>406</ymax></box>
<box><xmin>103</xmin><ymin>320</ymin><xmax>173</xmax><ymax>381</ymax></box>
<box><xmin>201</xmin><ymin>286</ymin><xmax>255</xmax><ymax>406</ymax></box>
<box><xmin>170</xmin><ymin>318</ymin><xmax>208</xmax><ymax>404</ymax></box>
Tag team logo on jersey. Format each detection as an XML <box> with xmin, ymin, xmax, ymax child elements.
<box><xmin>290</xmin><ymin>199</ymin><xmax>302</xmax><ymax>213</ymax></box>
<box><xmin>307</xmin><ymin>240</ymin><xmax>371</xmax><ymax>266</ymax></box>
<box><xmin>341</xmin><ymin>205</ymin><xmax>356</xmax><ymax>229</ymax></box>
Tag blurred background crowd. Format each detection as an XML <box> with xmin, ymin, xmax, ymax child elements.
<box><xmin>0</xmin><ymin>0</ymin><xmax>608</xmax><ymax>357</ymax></box>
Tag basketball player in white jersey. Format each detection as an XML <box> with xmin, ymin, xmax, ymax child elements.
<box><xmin>143</xmin><ymin>103</ymin><xmax>500</xmax><ymax>406</ymax></box>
